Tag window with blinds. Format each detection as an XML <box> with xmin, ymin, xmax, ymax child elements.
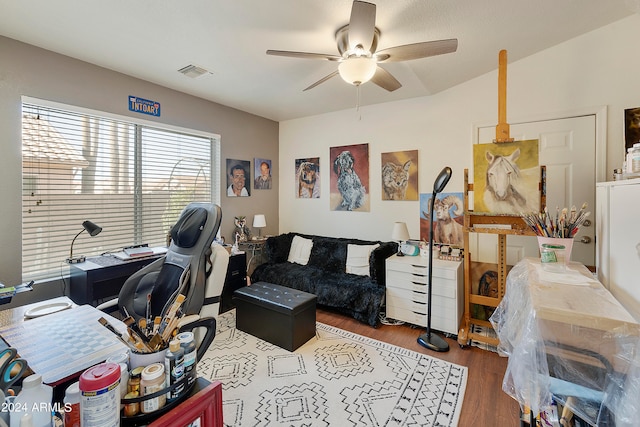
<box><xmin>22</xmin><ymin>100</ymin><xmax>220</xmax><ymax>281</ymax></box>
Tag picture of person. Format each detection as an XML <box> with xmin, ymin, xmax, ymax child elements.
<box><xmin>254</xmin><ymin>158</ymin><xmax>272</xmax><ymax>190</ymax></box>
<box><xmin>226</xmin><ymin>159</ymin><xmax>250</xmax><ymax>197</ymax></box>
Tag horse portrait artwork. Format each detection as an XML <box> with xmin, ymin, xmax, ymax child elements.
<box><xmin>473</xmin><ymin>140</ymin><xmax>540</xmax><ymax>215</ymax></box>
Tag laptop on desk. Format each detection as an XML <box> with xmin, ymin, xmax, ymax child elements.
<box><xmin>112</xmin><ymin>246</ymin><xmax>168</xmax><ymax>261</ymax></box>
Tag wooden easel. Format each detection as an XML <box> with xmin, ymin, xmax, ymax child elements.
<box><xmin>457</xmin><ymin>50</ymin><xmax>544</xmax><ymax>347</ymax></box>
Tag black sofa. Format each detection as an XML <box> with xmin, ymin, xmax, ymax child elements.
<box><xmin>250</xmin><ymin>232</ymin><xmax>397</xmax><ymax>327</ymax></box>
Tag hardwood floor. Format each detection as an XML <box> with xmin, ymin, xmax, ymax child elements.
<box><xmin>316</xmin><ymin>307</ymin><xmax>521</xmax><ymax>427</ymax></box>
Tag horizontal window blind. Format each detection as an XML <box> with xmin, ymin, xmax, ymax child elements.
<box><xmin>22</xmin><ymin>101</ymin><xmax>220</xmax><ymax>281</ymax></box>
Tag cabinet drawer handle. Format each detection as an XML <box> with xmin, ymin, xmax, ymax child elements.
<box><xmin>411</xmin><ymin>281</ymin><xmax>426</xmax><ymax>286</ymax></box>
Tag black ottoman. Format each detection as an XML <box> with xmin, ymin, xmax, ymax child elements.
<box><xmin>232</xmin><ymin>282</ymin><xmax>317</xmax><ymax>351</ymax></box>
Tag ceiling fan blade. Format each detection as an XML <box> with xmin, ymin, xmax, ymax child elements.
<box><xmin>370</xmin><ymin>66</ymin><xmax>402</xmax><ymax>92</ymax></box>
<box><xmin>266</xmin><ymin>50</ymin><xmax>341</xmax><ymax>62</ymax></box>
<box><xmin>348</xmin><ymin>1</ymin><xmax>376</xmax><ymax>52</ymax></box>
<box><xmin>303</xmin><ymin>70</ymin><xmax>340</xmax><ymax>91</ymax></box>
<box><xmin>376</xmin><ymin>38</ymin><xmax>458</xmax><ymax>62</ymax></box>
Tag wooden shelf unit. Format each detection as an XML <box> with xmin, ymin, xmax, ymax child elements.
<box><xmin>458</xmin><ymin>168</ymin><xmax>544</xmax><ymax>347</ymax></box>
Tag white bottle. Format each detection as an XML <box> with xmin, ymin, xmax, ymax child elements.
<box><xmin>19</xmin><ymin>414</ymin><xmax>33</xmax><ymax>427</ymax></box>
<box><xmin>626</xmin><ymin>147</ymin><xmax>634</xmax><ymax>173</ymax></box>
<box><xmin>10</xmin><ymin>374</ymin><xmax>53</xmax><ymax>427</ymax></box>
<box><xmin>632</xmin><ymin>143</ymin><xmax>640</xmax><ymax>173</ymax></box>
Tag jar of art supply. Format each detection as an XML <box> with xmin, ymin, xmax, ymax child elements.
<box><xmin>127</xmin><ymin>366</ymin><xmax>143</xmax><ymax>394</ymax></box>
<box><xmin>123</xmin><ymin>392</ymin><xmax>140</xmax><ymax>417</ymax></box>
<box><xmin>140</xmin><ymin>363</ymin><xmax>166</xmax><ymax>414</ymax></box>
<box><xmin>165</xmin><ymin>339</ymin><xmax>185</xmax><ymax>402</ymax></box>
<box><xmin>177</xmin><ymin>331</ymin><xmax>197</xmax><ymax>388</ymax></box>
<box><xmin>79</xmin><ymin>362</ymin><xmax>121</xmax><ymax>427</ymax></box>
<box><xmin>540</xmin><ymin>243</ymin><xmax>566</xmax><ymax>272</ymax></box>
<box><xmin>63</xmin><ymin>381</ymin><xmax>80</xmax><ymax>427</ymax></box>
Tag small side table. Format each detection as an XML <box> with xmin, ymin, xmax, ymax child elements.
<box><xmin>239</xmin><ymin>238</ymin><xmax>267</xmax><ymax>274</ymax></box>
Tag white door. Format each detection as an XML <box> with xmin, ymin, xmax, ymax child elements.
<box><xmin>476</xmin><ymin>114</ymin><xmax>597</xmax><ymax>267</ymax></box>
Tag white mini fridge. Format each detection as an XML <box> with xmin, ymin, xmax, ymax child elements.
<box><xmin>596</xmin><ymin>178</ymin><xmax>640</xmax><ymax>321</ymax></box>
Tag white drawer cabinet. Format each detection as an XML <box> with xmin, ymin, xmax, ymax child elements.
<box><xmin>385</xmin><ymin>254</ymin><xmax>463</xmax><ymax>335</ymax></box>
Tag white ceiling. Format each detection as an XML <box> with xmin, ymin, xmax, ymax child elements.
<box><xmin>0</xmin><ymin>0</ymin><xmax>636</xmax><ymax>122</ymax></box>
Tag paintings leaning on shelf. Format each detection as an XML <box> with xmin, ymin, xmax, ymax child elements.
<box><xmin>295</xmin><ymin>157</ymin><xmax>320</xmax><ymax>199</ymax></box>
<box><xmin>473</xmin><ymin>140</ymin><xmax>540</xmax><ymax>215</ymax></box>
<box><xmin>330</xmin><ymin>143</ymin><xmax>369</xmax><ymax>212</ymax></box>
<box><xmin>419</xmin><ymin>192</ymin><xmax>464</xmax><ymax>247</ymax></box>
<box><xmin>470</xmin><ymin>261</ymin><xmax>513</xmax><ymax>321</ymax></box>
<box><xmin>380</xmin><ymin>149</ymin><xmax>418</xmax><ymax>201</ymax></box>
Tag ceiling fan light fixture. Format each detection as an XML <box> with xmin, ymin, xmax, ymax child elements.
<box><xmin>338</xmin><ymin>56</ymin><xmax>377</xmax><ymax>86</ymax></box>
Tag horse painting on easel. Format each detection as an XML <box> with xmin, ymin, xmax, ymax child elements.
<box><xmin>472</xmin><ymin>139</ymin><xmax>540</xmax><ymax>215</ymax></box>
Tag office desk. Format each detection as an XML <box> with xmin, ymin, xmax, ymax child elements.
<box><xmin>69</xmin><ymin>254</ymin><xmax>163</xmax><ymax>305</ymax></box>
<box><xmin>492</xmin><ymin>258</ymin><xmax>640</xmax><ymax>425</ymax></box>
<box><xmin>0</xmin><ymin>297</ymin><xmax>128</xmax><ymax>386</ymax></box>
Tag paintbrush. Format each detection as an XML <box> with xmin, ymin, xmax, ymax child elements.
<box><xmin>98</xmin><ymin>317</ymin><xmax>136</xmax><ymax>350</ymax></box>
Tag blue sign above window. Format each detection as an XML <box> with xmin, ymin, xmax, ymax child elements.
<box><xmin>128</xmin><ymin>96</ymin><xmax>161</xmax><ymax>117</ymax></box>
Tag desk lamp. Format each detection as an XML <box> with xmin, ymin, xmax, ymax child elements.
<box><xmin>66</xmin><ymin>220</ymin><xmax>102</xmax><ymax>264</ymax></box>
<box><xmin>417</xmin><ymin>166</ymin><xmax>452</xmax><ymax>353</ymax></box>
<box><xmin>391</xmin><ymin>222</ymin><xmax>410</xmax><ymax>256</ymax></box>
<box><xmin>253</xmin><ymin>214</ymin><xmax>266</xmax><ymax>239</ymax></box>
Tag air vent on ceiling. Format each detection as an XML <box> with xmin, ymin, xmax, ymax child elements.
<box><xmin>177</xmin><ymin>64</ymin><xmax>211</xmax><ymax>79</ymax></box>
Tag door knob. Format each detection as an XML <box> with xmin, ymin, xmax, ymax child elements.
<box><xmin>579</xmin><ymin>236</ymin><xmax>592</xmax><ymax>244</ymax></box>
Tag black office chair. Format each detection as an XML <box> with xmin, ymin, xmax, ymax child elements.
<box><xmin>99</xmin><ymin>202</ymin><xmax>222</xmax><ymax>360</ymax></box>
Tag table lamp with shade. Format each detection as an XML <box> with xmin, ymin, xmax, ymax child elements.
<box><xmin>391</xmin><ymin>222</ymin><xmax>410</xmax><ymax>257</ymax></box>
<box><xmin>66</xmin><ymin>220</ymin><xmax>102</xmax><ymax>264</ymax></box>
<box><xmin>417</xmin><ymin>166</ymin><xmax>452</xmax><ymax>353</ymax></box>
<box><xmin>253</xmin><ymin>214</ymin><xmax>266</xmax><ymax>239</ymax></box>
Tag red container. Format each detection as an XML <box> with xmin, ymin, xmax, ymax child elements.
<box><xmin>79</xmin><ymin>362</ymin><xmax>121</xmax><ymax>427</ymax></box>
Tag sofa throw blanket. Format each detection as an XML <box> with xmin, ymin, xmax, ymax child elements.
<box><xmin>251</xmin><ymin>233</ymin><xmax>397</xmax><ymax>326</ymax></box>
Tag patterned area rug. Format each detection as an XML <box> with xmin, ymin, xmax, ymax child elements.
<box><xmin>197</xmin><ymin>310</ymin><xmax>467</xmax><ymax>426</ymax></box>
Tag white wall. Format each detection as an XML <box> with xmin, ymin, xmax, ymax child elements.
<box><xmin>279</xmin><ymin>14</ymin><xmax>640</xmax><ymax>242</ymax></box>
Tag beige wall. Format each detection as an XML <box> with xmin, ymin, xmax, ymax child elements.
<box><xmin>0</xmin><ymin>36</ymin><xmax>279</xmax><ymax>293</ymax></box>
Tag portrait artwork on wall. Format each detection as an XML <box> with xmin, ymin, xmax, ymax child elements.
<box><xmin>624</xmin><ymin>107</ymin><xmax>640</xmax><ymax>152</ymax></box>
<box><xmin>295</xmin><ymin>157</ymin><xmax>320</xmax><ymax>198</ymax></box>
<box><xmin>254</xmin><ymin>158</ymin><xmax>272</xmax><ymax>190</ymax></box>
<box><xmin>472</xmin><ymin>140</ymin><xmax>540</xmax><ymax>215</ymax></box>
<box><xmin>419</xmin><ymin>192</ymin><xmax>464</xmax><ymax>247</ymax></box>
<box><xmin>226</xmin><ymin>158</ymin><xmax>251</xmax><ymax>197</ymax></box>
<box><xmin>381</xmin><ymin>149</ymin><xmax>418</xmax><ymax>201</ymax></box>
<box><xmin>330</xmin><ymin>143</ymin><xmax>369</xmax><ymax>212</ymax></box>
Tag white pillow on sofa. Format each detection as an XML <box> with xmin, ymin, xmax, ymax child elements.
<box><xmin>346</xmin><ymin>243</ymin><xmax>380</xmax><ymax>276</ymax></box>
<box><xmin>287</xmin><ymin>235</ymin><xmax>314</xmax><ymax>265</ymax></box>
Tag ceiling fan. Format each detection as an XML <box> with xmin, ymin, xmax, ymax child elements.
<box><xmin>266</xmin><ymin>0</ymin><xmax>458</xmax><ymax>92</ymax></box>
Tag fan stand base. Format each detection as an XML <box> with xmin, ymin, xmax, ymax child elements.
<box><xmin>417</xmin><ymin>331</ymin><xmax>450</xmax><ymax>352</ymax></box>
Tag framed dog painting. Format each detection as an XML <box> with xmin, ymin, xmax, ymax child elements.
<box><xmin>329</xmin><ymin>143</ymin><xmax>369</xmax><ymax>212</ymax></box>
<box><xmin>472</xmin><ymin>140</ymin><xmax>540</xmax><ymax>214</ymax></box>
<box><xmin>381</xmin><ymin>150</ymin><xmax>418</xmax><ymax>201</ymax></box>
<box><xmin>295</xmin><ymin>157</ymin><xmax>320</xmax><ymax>198</ymax></box>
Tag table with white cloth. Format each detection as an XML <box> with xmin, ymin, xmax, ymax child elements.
<box><xmin>491</xmin><ymin>258</ymin><xmax>640</xmax><ymax>426</ymax></box>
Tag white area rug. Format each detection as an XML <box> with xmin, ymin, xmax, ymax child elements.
<box><xmin>197</xmin><ymin>310</ymin><xmax>467</xmax><ymax>426</ymax></box>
